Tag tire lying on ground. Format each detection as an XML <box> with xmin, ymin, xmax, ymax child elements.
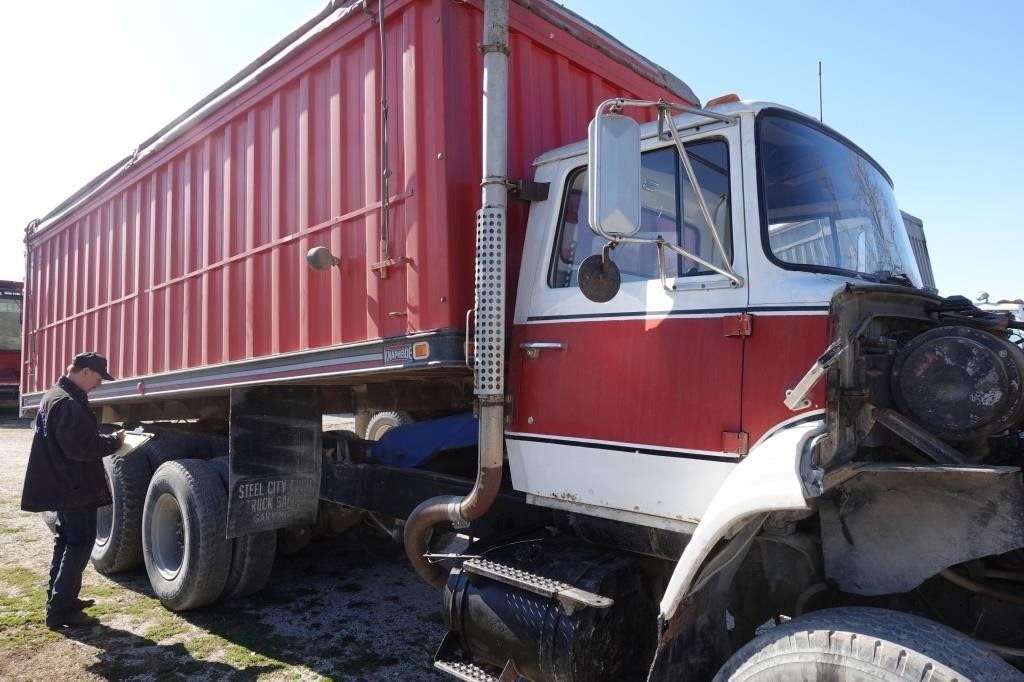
<box><xmin>713</xmin><ymin>606</ymin><xmax>1022</xmax><ymax>682</ymax></box>
<box><xmin>91</xmin><ymin>449</ymin><xmax>152</xmax><ymax>573</ymax></box>
<box><xmin>142</xmin><ymin>459</ymin><xmax>231</xmax><ymax>611</ymax></box>
<box><xmin>208</xmin><ymin>457</ymin><xmax>277</xmax><ymax>601</ymax></box>
<box><xmin>363</xmin><ymin>410</ymin><xmax>414</xmax><ymax>440</ymax></box>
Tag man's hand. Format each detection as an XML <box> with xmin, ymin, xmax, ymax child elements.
<box><xmin>115</xmin><ymin>430</ymin><xmax>126</xmax><ymax>445</ymax></box>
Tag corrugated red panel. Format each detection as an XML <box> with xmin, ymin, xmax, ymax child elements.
<box><xmin>22</xmin><ymin>0</ymin><xmax>693</xmax><ymax>395</ymax></box>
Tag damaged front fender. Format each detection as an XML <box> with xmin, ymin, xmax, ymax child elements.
<box><xmin>820</xmin><ymin>464</ymin><xmax>1024</xmax><ymax>595</ymax></box>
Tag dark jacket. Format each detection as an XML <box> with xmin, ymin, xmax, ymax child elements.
<box><xmin>20</xmin><ymin>376</ymin><xmax>120</xmax><ymax>512</ymax></box>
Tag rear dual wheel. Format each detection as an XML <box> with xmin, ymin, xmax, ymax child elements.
<box><xmin>92</xmin><ymin>450</ymin><xmax>151</xmax><ymax>573</ymax></box>
<box><xmin>142</xmin><ymin>459</ymin><xmax>231</xmax><ymax>611</ymax></box>
<box><xmin>208</xmin><ymin>457</ymin><xmax>277</xmax><ymax>600</ymax></box>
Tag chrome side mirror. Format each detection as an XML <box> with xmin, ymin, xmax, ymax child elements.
<box><xmin>588</xmin><ymin>113</ymin><xmax>641</xmax><ymax>238</ymax></box>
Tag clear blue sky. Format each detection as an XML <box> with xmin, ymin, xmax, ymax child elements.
<box><xmin>2</xmin><ymin>1</ymin><xmax>1021</xmax><ymax>301</ymax></box>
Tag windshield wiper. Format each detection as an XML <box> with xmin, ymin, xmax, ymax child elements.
<box><xmin>872</xmin><ymin>270</ymin><xmax>914</xmax><ymax>287</ymax></box>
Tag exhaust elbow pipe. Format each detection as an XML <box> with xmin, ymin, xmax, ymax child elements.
<box><xmin>404</xmin><ymin>401</ymin><xmax>505</xmax><ymax>590</ymax></box>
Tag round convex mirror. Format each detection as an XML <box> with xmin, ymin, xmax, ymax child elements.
<box><xmin>578</xmin><ymin>254</ymin><xmax>621</xmax><ymax>303</ymax></box>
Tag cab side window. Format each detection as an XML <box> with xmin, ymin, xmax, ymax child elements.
<box><xmin>548</xmin><ymin>139</ymin><xmax>731</xmax><ymax>288</ymax></box>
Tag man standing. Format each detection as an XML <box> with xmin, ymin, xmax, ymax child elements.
<box><xmin>21</xmin><ymin>352</ymin><xmax>125</xmax><ymax>629</ymax></box>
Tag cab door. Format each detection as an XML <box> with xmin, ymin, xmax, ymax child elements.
<box><xmin>507</xmin><ymin>127</ymin><xmax>748</xmax><ymax>524</ymax></box>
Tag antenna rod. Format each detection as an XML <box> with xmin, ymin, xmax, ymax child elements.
<box><xmin>818</xmin><ymin>60</ymin><xmax>823</xmax><ymax>122</ymax></box>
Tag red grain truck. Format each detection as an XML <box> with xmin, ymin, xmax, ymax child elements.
<box><xmin>21</xmin><ymin>0</ymin><xmax>1024</xmax><ymax>679</ymax></box>
<box><xmin>0</xmin><ymin>280</ymin><xmax>23</xmax><ymax>408</ymax></box>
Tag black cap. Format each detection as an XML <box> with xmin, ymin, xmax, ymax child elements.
<box><xmin>72</xmin><ymin>352</ymin><xmax>115</xmax><ymax>381</ymax></box>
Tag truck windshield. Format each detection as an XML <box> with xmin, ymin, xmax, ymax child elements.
<box><xmin>0</xmin><ymin>298</ymin><xmax>19</xmax><ymax>351</ymax></box>
<box><xmin>757</xmin><ymin>112</ymin><xmax>921</xmax><ymax>286</ymax></box>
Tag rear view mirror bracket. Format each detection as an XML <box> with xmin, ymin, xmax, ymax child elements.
<box><xmin>586</xmin><ymin>99</ymin><xmax>744</xmax><ymax>292</ymax></box>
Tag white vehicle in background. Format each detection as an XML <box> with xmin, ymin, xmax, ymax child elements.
<box><xmin>979</xmin><ymin>293</ymin><xmax>1024</xmax><ymax>324</ymax></box>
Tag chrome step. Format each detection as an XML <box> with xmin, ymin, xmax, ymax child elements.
<box><xmin>434</xmin><ymin>632</ymin><xmax>520</xmax><ymax>682</ymax></box>
<box><xmin>435</xmin><ymin>658</ymin><xmax>501</xmax><ymax>682</ymax></box>
<box><xmin>462</xmin><ymin>557</ymin><xmax>613</xmax><ymax>614</ymax></box>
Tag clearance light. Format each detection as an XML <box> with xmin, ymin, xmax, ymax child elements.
<box><xmin>705</xmin><ymin>94</ymin><xmax>740</xmax><ymax>108</ymax></box>
<box><xmin>413</xmin><ymin>342</ymin><xmax>430</xmax><ymax>361</ymax></box>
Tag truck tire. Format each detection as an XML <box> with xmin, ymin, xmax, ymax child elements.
<box><xmin>142</xmin><ymin>459</ymin><xmax>231</xmax><ymax>611</ymax></box>
<box><xmin>207</xmin><ymin>457</ymin><xmax>278</xmax><ymax>601</ymax></box>
<box><xmin>91</xmin><ymin>450</ymin><xmax>152</xmax><ymax>574</ymax></box>
<box><xmin>713</xmin><ymin>607</ymin><xmax>1022</xmax><ymax>682</ymax></box>
<box><xmin>364</xmin><ymin>411</ymin><xmax>414</xmax><ymax>440</ymax></box>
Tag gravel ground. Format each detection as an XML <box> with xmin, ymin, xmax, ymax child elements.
<box><xmin>0</xmin><ymin>415</ymin><xmax>448</xmax><ymax>681</ymax></box>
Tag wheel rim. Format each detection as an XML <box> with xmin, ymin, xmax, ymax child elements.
<box><xmin>95</xmin><ymin>505</ymin><xmax>113</xmax><ymax>546</ymax></box>
<box><xmin>151</xmin><ymin>492</ymin><xmax>185</xmax><ymax>580</ymax></box>
<box><xmin>94</xmin><ymin>472</ymin><xmax>113</xmax><ymax>546</ymax></box>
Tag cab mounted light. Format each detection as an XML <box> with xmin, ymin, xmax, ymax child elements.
<box><xmin>705</xmin><ymin>93</ymin><xmax>740</xmax><ymax>107</ymax></box>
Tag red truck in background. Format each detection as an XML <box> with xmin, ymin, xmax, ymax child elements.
<box><xmin>0</xmin><ymin>280</ymin><xmax>23</xmax><ymax>409</ymax></box>
<box><xmin>19</xmin><ymin>0</ymin><xmax>1024</xmax><ymax>679</ymax></box>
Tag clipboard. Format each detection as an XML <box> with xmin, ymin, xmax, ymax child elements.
<box><xmin>111</xmin><ymin>432</ymin><xmax>155</xmax><ymax>458</ymax></box>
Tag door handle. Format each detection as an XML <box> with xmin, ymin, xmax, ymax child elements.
<box><xmin>520</xmin><ymin>341</ymin><xmax>568</xmax><ymax>359</ymax></box>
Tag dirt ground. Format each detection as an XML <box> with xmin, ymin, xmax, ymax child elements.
<box><xmin>0</xmin><ymin>416</ymin><xmax>447</xmax><ymax>681</ymax></box>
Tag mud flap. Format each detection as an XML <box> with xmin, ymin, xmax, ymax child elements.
<box><xmin>226</xmin><ymin>386</ymin><xmax>322</xmax><ymax>538</ymax></box>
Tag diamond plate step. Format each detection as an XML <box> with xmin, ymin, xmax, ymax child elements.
<box><xmin>434</xmin><ymin>632</ymin><xmax>520</xmax><ymax>682</ymax></box>
<box><xmin>463</xmin><ymin>557</ymin><xmax>613</xmax><ymax>614</ymax></box>
<box><xmin>435</xmin><ymin>658</ymin><xmax>501</xmax><ymax>682</ymax></box>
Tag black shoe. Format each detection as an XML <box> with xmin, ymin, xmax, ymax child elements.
<box><xmin>45</xmin><ymin>610</ymin><xmax>99</xmax><ymax>629</ymax></box>
<box><xmin>45</xmin><ymin>598</ymin><xmax>94</xmax><ymax>611</ymax></box>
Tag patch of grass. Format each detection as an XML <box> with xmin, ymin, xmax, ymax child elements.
<box><xmin>222</xmin><ymin>644</ymin><xmax>285</xmax><ymax>669</ymax></box>
<box><xmin>0</xmin><ymin>566</ymin><xmax>45</xmax><ymax>592</ymax></box>
<box><xmin>86</xmin><ymin>591</ymin><xmax>163</xmax><ymax>620</ymax></box>
<box><xmin>122</xmin><ymin>597</ymin><xmax>167</xmax><ymax>618</ymax></box>
<box><xmin>0</xmin><ymin>566</ymin><xmax>59</xmax><ymax>650</ymax></box>
<box><xmin>0</xmin><ymin>625</ymin><xmax>62</xmax><ymax>650</ymax></box>
<box><xmin>0</xmin><ymin>567</ymin><xmax>47</xmax><ymax>628</ymax></box>
<box><xmin>288</xmin><ymin>671</ymin><xmax>328</xmax><ymax>682</ymax></box>
<box><xmin>85</xmin><ymin>582</ymin><xmax>125</xmax><ymax>599</ymax></box>
<box><xmin>183</xmin><ymin>634</ymin><xmax>226</xmax><ymax>658</ymax></box>
<box><xmin>144</xmin><ymin>618</ymin><xmax>190</xmax><ymax>642</ymax></box>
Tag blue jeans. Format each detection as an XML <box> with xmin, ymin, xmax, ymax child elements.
<box><xmin>47</xmin><ymin>510</ymin><xmax>96</xmax><ymax>614</ymax></box>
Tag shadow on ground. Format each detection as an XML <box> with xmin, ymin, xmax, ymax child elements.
<box><xmin>95</xmin><ymin>530</ymin><xmax>444</xmax><ymax>680</ymax></box>
<box><xmin>61</xmin><ymin>623</ymin><xmax>248</xmax><ymax>681</ymax></box>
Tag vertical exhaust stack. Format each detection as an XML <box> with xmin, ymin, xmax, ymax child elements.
<box><xmin>404</xmin><ymin>0</ymin><xmax>509</xmax><ymax>590</ymax></box>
